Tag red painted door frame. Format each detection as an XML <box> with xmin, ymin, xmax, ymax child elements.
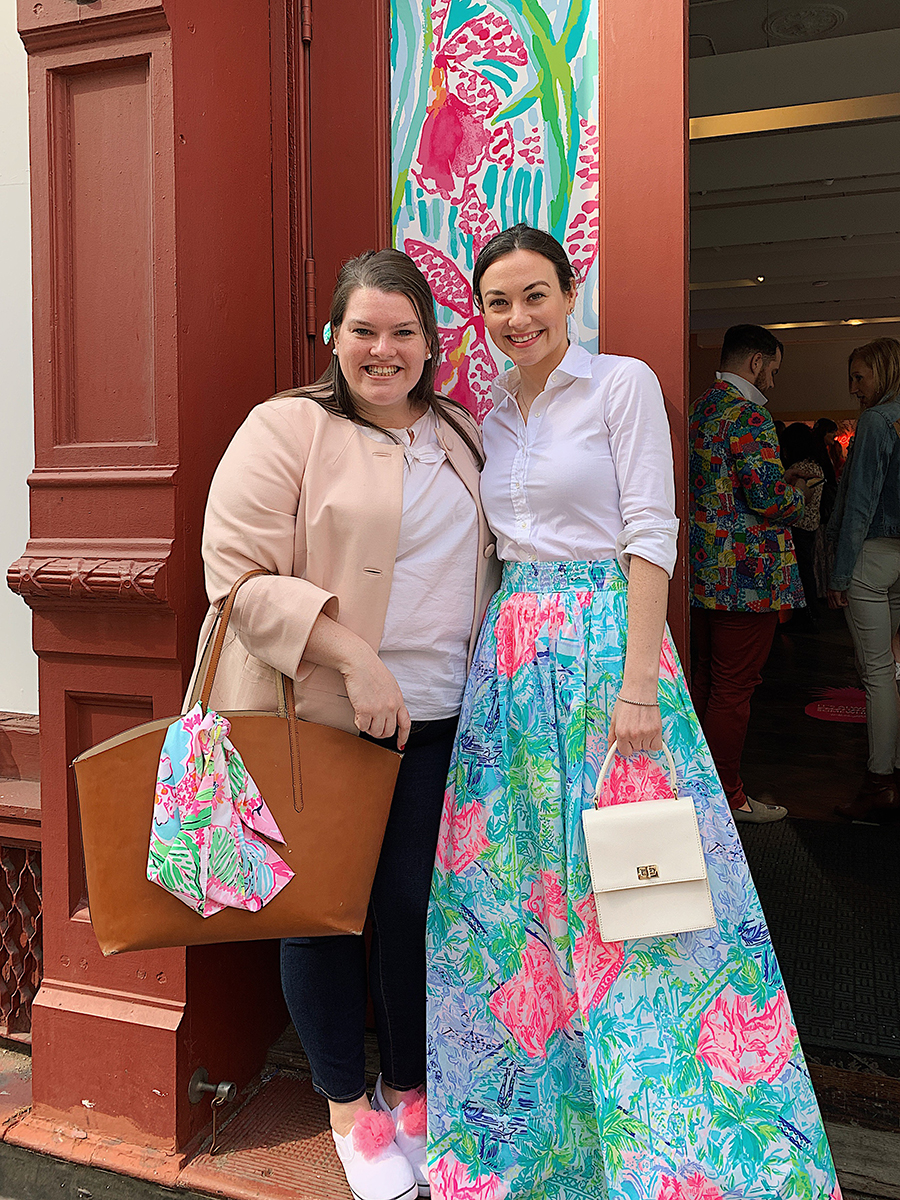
<box><xmin>9</xmin><ymin>0</ymin><xmax>686</xmax><ymax>1156</ymax></box>
<box><xmin>600</xmin><ymin>0</ymin><xmax>690</xmax><ymax>654</ymax></box>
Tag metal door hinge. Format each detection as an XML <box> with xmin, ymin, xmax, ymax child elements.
<box><xmin>305</xmin><ymin>258</ymin><xmax>317</xmax><ymax>338</ymax></box>
<box><xmin>301</xmin><ymin>0</ymin><xmax>312</xmax><ymax>42</ymax></box>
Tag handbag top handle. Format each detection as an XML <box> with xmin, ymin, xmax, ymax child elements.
<box><xmin>592</xmin><ymin>741</ymin><xmax>679</xmax><ymax>809</ymax></box>
<box><xmin>197</xmin><ymin>568</ymin><xmax>305</xmax><ymax>811</ymax></box>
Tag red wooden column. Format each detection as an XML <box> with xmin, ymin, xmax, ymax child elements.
<box><xmin>8</xmin><ymin>0</ymin><xmax>290</xmax><ymax>1155</ymax></box>
<box><xmin>599</xmin><ymin>0</ymin><xmax>689</xmax><ymax>655</ymax></box>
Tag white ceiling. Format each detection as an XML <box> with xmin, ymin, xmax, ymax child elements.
<box><xmin>689</xmin><ymin>0</ymin><xmax>900</xmax><ymax>59</ymax></box>
<box><xmin>689</xmin><ymin>9</ymin><xmax>900</xmax><ymax>332</ymax></box>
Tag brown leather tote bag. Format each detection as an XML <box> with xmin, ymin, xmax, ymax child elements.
<box><xmin>73</xmin><ymin>570</ymin><xmax>402</xmax><ymax>955</ymax></box>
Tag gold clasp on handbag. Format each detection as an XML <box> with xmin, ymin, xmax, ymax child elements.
<box><xmin>637</xmin><ymin>864</ymin><xmax>659</xmax><ymax>881</ymax></box>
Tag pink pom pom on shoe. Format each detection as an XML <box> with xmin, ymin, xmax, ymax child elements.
<box><xmin>352</xmin><ymin>1110</ymin><xmax>396</xmax><ymax>1160</ymax></box>
<box><xmin>400</xmin><ymin>1092</ymin><xmax>427</xmax><ymax>1139</ymax></box>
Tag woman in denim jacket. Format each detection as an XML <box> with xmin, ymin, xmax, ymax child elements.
<box><xmin>827</xmin><ymin>337</ymin><xmax>900</xmax><ymax>820</ymax></box>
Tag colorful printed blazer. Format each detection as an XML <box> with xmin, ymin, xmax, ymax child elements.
<box><xmin>689</xmin><ymin>379</ymin><xmax>805</xmax><ymax>611</ymax></box>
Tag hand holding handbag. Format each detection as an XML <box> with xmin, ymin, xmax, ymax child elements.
<box><xmin>73</xmin><ymin>570</ymin><xmax>402</xmax><ymax>955</ymax></box>
<box><xmin>581</xmin><ymin>742</ymin><xmax>716</xmax><ymax>942</ymax></box>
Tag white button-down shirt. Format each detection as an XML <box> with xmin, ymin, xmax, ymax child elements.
<box><xmin>480</xmin><ymin>344</ymin><xmax>679</xmax><ymax>576</ymax></box>
<box><xmin>361</xmin><ymin>409</ymin><xmax>479</xmax><ymax>719</ymax></box>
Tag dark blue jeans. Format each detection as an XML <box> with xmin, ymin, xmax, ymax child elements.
<box><xmin>280</xmin><ymin>715</ymin><xmax>456</xmax><ymax>1101</ymax></box>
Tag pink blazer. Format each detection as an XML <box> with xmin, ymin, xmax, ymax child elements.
<box><xmin>192</xmin><ymin>394</ymin><xmax>500</xmax><ymax>732</ymax></box>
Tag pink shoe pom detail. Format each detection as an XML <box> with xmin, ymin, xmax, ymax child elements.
<box><xmin>400</xmin><ymin>1093</ymin><xmax>427</xmax><ymax>1139</ymax></box>
<box><xmin>353</xmin><ymin>1110</ymin><xmax>396</xmax><ymax>1160</ymax></box>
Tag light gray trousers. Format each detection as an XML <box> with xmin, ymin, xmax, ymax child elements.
<box><xmin>845</xmin><ymin>537</ymin><xmax>900</xmax><ymax>774</ymax></box>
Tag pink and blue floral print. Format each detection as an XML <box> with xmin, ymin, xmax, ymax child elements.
<box><xmin>426</xmin><ymin>559</ymin><xmax>840</xmax><ymax>1200</ymax></box>
<box><xmin>147</xmin><ymin>703</ymin><xmax>294</xmax><ymax>916</ymax></box>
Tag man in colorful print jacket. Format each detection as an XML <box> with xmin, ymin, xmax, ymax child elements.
<box><xmin>690</xmin><ymin>324</ymin><xmax>814</xmax><ymax>823</ymax></box>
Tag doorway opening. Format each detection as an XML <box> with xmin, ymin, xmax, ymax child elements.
<box><xmin>688</xmin><ymin>0</ymin><xmax>900</xmax><ymax>1126</ymax></box>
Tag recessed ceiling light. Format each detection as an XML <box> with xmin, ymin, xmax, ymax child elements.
<box><xmin>765</xmin><ymin>5</ymin><xmax>847</xmax><ymax>42</ymax></box>
<box><xmin>756</xmin><ymin>276</ymin><xmax>765</xmax><ymax>282</ymax></box>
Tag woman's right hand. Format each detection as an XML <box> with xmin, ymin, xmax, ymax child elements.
<box><xmin>341</xmin><ymin>647</ymin><xmax>411</xmax><ymax>748</ymax></box>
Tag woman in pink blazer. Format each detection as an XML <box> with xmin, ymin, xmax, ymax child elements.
<box><xmin>198</xmin><ymin>250</ymin><xmax>499</xmax><ymax>1200</ymax></box>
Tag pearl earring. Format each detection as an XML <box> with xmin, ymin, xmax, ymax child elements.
<box><xmin>332</xmin><ymin>348</ymin><xmax>337</xmax><ymax>356</ymax></box>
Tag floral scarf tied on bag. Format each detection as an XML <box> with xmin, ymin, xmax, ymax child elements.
<box><xmin>147</xmin><ymin>703</ymin><xmax>294</xmax><ymax>915</ymax></box>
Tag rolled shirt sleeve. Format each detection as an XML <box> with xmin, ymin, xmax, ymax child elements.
<box><xmin>607</xmin><ymin>360</ymin><xmax>680</xmax><ymax>578</ymax></box>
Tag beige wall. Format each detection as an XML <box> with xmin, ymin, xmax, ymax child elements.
<box><xmin>0</xmin><ymin>8</ymin><xmax>37</xmax><ymax>714</ymax></box>
<box><xmin>690</xmin><ymin>324</ymin><xmax>898</xmax><ymax>421</ymax></box>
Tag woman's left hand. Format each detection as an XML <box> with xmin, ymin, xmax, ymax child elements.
<box><xmin>608</xmin><ymin>698</ymin><xmax>663</xmax><ymax>758</ymax></box>
<box><xmin>827</xmin><ymin>588</ymin><xmax>848</xmax><ymax>609</ymax></box>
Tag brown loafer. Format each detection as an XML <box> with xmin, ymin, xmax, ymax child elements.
<box><xmin>835</xmin><ymin>771</ymin><xmax>900</xmax><ymax>822</ymax></box>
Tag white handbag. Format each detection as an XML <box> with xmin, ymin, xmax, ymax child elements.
<box><xmin>581</xmin><ymin>742</ymin><xmax>716</xmax><ymax>942</ymax></box>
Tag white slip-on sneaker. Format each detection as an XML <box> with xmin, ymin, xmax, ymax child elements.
<box><xmin>372</xmin><ymin>1075</ymin><xmax>429</xmax><ymax>1198</ymax></box>
<box><xmin>331</xmin><ymin>1109</ymin><xmax>418</xmax><ymax>1200</ymax></box>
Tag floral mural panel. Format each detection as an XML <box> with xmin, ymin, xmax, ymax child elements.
<box><xmin>392</xmin><ymin>0</ymin><xmax>599</xmax><ymax>420</ymax></box>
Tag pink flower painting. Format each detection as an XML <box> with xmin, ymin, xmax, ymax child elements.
<box><xmin>416</xmin><ymin>11</ymin><xmax>527</xmax><ymax>206</ymax></box>
<box><xmin>430</xmin><ymin>1152</ymin><xmax>510</xmax><ymax>1200</ymax></box>
<box><xmin>697</xmin><ymin>985</ymin><xmax>798</xmax><ymax>1087</ymax></box>
<box><xmin>571</xmin><ymin>896</ymin><xmax>625</xmax><ymax>1010</ymax></box>
<box><xmin>435</xmin><ymin>788</ymin><xmax>489</xmax><ymax>875</ymax></box>
<box><xmin>488</xmin><ymin>935</ymin><xmax>577</xmax><ymax>1058</ymax></box>
<box><xmin>405</xmin><ymin>238</ymin><xmax>497</xmax><ymax>420</ymax></box>
<box><xmin>564</xmin><ymin>118</ymin><xmax>600</xmax><ymax>280</ymax></box>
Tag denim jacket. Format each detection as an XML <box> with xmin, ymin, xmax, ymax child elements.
<box><xmin>827</xmin><ymin>394</ymin><xmax>900</xmax><ymax>590</ymax></box>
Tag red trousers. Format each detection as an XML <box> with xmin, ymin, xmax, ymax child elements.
<box><xmin>689</xmin><ymin>608</ymin><xmax>779</xmax><ymax>809</ymax></box>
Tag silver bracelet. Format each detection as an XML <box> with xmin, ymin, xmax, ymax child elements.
<box><xmin>617</xmin><ymin>694</ymin><xmax>659</xmax><ymax>707</ymax></box>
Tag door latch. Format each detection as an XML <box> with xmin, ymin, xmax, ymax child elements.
<box><xmin>188</xmin><ymin>1068</ymin><xmax>237</xmax><ymax>1155</ymax></box>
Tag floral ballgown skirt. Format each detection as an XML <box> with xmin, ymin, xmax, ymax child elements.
<box><xmin>426</xmin><ymin>560</ymin><xmax>840</xmax><ymax>1200</ymax></box>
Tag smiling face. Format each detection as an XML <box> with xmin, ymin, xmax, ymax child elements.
<box><xmin>333</xmin><ymin>287</ymin><xmax>429</xmax><ymax>425</ymax></box>
<box><xmin>849</xmin><ymin>358</ymin><xmax>879</xmax><ymax>409</ymax></box>
<box><xmin>478</xmin><ymin>249</ymin><xmax>576</xmax><ymax>382</ymax></box>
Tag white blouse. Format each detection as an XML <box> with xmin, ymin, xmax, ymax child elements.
<box><xmin>480</xmin><ymin>343</ymin><xmax>679</xmax><ymax>576</ymax></box>
<box><xmin>360</xmin><ymin>409</ymin><xmax>479</xmax><ymax>720</ymax></box>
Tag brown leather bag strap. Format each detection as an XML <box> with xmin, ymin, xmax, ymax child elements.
<box><xmin>199</xmin><ymin>568</ymin><xmax>269</xmax><ymax>710</ymax></box>
<box><xmin>199</xmin><ymin>568</ymin><xmax>305</xmax><ymax>811</ymax></box>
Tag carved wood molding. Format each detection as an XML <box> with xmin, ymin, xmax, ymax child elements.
<box><xmin>27</xmin><ymin>467</ymin><xmax>178</xmax><ymax>489</ymax></box>
<box><xmin>7</xmin><ymin>540</ymin><xmax>171</xmax><ymax>605</ymax></box>
<box><xmin>8</xmin><ymin>556</ymin><xmax>168</xmax><ymax>604</ymax></box>
<box><xmin>18</xmin><ymin>7</ymin><xmax>169</xmax><ymax>54</ymax></box>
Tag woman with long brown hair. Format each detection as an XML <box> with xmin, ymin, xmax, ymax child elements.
<box><xmin>198</xmin><ymin>248</ymin><xmax>499</xmax><ymax>1200</ymax></box>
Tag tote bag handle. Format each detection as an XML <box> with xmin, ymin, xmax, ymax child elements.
<box><xmin>194</xmin><ymin>568</ymin><xmax>305</xmax><ymax>810</ymax></box>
